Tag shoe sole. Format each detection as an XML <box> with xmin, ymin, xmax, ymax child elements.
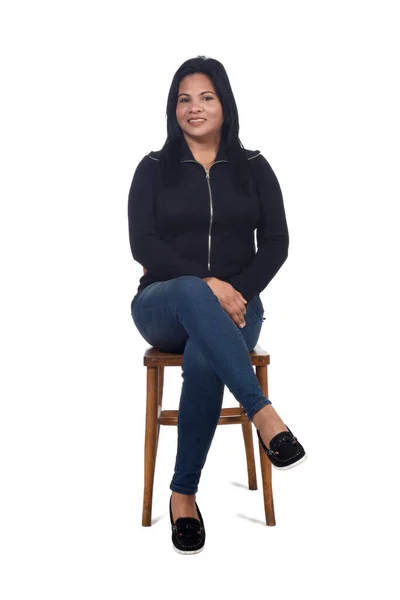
<box><xmin>173</xmin><ymin>545</ymin><xmax>205</xmax><ymax>555</ymax></box>
<box><xmin>272</xmin><ymin>452</ymin><xmax>308</xmax><ymax>470</ymax></box>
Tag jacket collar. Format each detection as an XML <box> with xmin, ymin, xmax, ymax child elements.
<box><xmin>179</xmin><ymin>135</ymin><xmax>229</xmax><ymax>162</ymax></box>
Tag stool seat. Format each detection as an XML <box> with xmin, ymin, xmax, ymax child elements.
<box><xmin>140</xmin><ymin>341</ymin><xmax>276</xmax><ymax>528</ymax></box>
<box><xmin>143</xmin><ymin>343</ymin><xmax>270</xmax><ymax>367</ymax></box>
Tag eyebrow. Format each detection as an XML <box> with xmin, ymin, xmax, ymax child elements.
<box><xmin>177</xmin><ymin>90</ymin><xmax>215</xmax><ymax>98</ymax></box>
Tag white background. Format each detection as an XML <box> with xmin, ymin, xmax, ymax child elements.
<box><xmin>1</xmin><ymin>0</ymin><xmax>399</xmax><ymax>598</ymax></box>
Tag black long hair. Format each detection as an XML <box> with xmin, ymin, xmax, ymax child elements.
<box><xmin>159</xmin><ymin>55</ymin><xmax>254</xmax><ymax>196</ymax></box>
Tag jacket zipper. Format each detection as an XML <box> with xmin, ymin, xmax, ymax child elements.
<box><xmin>181</xmin><ymin>159</ymin><xmax>228</xmax><ymax>271</ymax></box>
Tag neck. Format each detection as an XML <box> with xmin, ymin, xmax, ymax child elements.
<box><xmin>182</xmin><ymin>132</ymin><xmax>221</xmax><ymax>156</ymax></box>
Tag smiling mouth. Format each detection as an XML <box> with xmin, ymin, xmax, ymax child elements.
<box><xmin>188</xmin><ymin>118</ymin><xmax>206</xmax><ymax>123</ymax></box>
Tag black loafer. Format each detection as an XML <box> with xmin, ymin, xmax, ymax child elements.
<box><xmin>257</xmin><ymin>425</ymin><xmax>307</xmax><ymax>470</ymax></box>
<box><xmin>169</xmin><ymin>496</ymin><xmax>206</xmax><ymax>555</ymax></box>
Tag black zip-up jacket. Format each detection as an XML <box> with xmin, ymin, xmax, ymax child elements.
<box><xmin>128</xmin><ymin>136</ymin><xmax>289</xmax><ymax>303</ymax></box>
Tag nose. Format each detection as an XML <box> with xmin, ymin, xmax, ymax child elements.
<box><xmin>188</xmin><ymin>102</ymin><xmax>204</xmax><ymax>114</ymax></box>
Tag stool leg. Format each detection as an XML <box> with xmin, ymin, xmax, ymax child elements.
<box><xmin>258</xmin><ymin>444</ymin><xmax>276</xmax><ymax>526</ymax></box>
<box><xmin>240</xmin><ymin>408</ymin><xmax>258</xmax><ymax>490</ymax></box>
<box><xmin>256</xmin><ymin>365</ymin><xmax>276</xmax><ymax>526</ymax></box>
<box><xmin>142</xmin><ymin>366</ymin><xmax>159</xmax><ymax>527</ymax></box>
<box><xmin>155</xmin><ymin>367</ymin><xmax>164</xmax><ymax>456</ymax></box>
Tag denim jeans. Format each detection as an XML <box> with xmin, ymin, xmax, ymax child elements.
<box><xmin>130</xmin><ymin>276</ymin><xmax>271</xmax><ymax>495</ymax></box>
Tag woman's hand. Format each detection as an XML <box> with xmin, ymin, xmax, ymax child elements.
<box><xmin>203</xmin><ymin>277</ymin><xmax>247</xmax><ymax>328</ymax></box>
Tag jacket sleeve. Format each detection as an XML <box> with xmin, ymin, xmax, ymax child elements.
<box><xmin>227</xmin><ymin>154</ymin><xmax>289</xmax><ymax>302</ymax></box>
<box><xmin>128</xmin><ymin>156</ymin><xmax>209</xmax><ymax>279</ymax></box>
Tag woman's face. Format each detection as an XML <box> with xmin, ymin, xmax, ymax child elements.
<box><xmin>176</xmin><ymin>73</ymin><xmax>224</xmax><ymax>142</ymax></box>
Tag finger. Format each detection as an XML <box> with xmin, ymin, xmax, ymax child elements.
<box><xmin>235</xmin><ymin>307</ymin><xmax>246</xmax><ymax>326</ymax></box>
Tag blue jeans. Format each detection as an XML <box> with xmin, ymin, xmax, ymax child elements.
<box><xmin>130</xmin><ymin>276</ymin><xmax>271</xmax><ymax>495</ymax></box>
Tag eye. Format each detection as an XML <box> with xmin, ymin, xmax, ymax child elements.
<box><xmin>178</xmin><ymin>95</ymin><xmax>215</xmax><ymax>103</ymax></box>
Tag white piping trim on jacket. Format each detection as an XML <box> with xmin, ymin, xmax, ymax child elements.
<box><xmin>146</xmin><ymin>152</ymin><xmax>261</xmax><ymax>161</ymax></box>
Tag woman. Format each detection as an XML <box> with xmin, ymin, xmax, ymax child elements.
<box><xmin>128</xmin><ymin>55</ymin><xmax>307</xmax><ymax>555</ymax></box>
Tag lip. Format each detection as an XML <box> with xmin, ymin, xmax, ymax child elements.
<box><xmin>188</xmin><ymin>118</ymin><xmax>206</xmax><ymax>123</ymax></box>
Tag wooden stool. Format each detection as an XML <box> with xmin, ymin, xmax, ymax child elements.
<box><xmin>141</xmin><ymin>343</ymin><xmax>276</xmax><ymax>527</ymax></box>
